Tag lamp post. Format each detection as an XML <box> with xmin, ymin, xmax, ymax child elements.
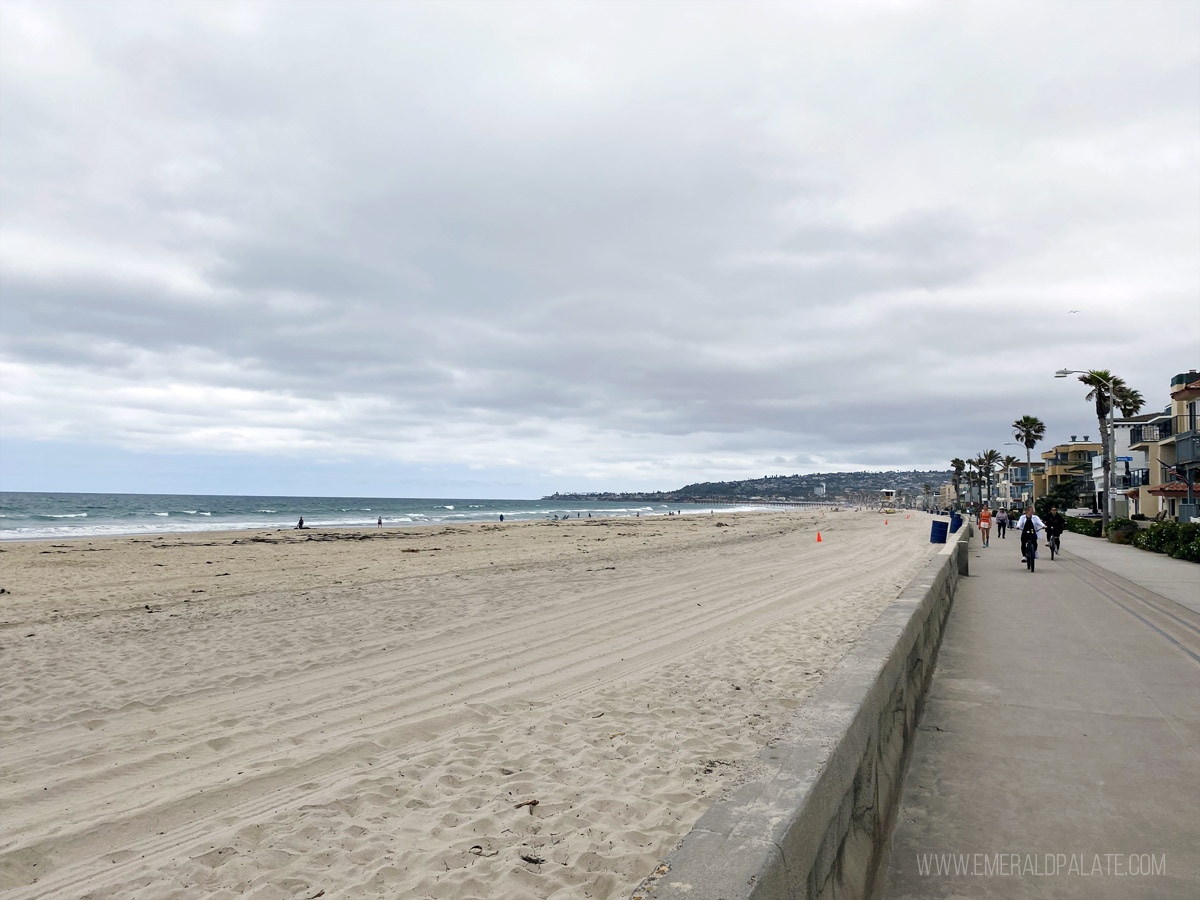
<box><xmin>1055</xmin><ymin>368</ymin><xmax>1114</xmax><ymax>534</ymax></box>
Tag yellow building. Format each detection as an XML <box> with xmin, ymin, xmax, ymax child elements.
<box><xmin>1040</xmin><ymin>437</ymin><xmax>1102</xmax><ymax>509</ymax></box>
<box><xmin>937</xmin><ymin>482</ymin><xmax>957</xmax><ymax>509</ymax></box>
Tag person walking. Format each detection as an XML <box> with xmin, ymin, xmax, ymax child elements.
<box><xmin>995</xmin><ymin>507</ymin><xmax>1008</xmax><ymax>539</ymax></box>
<box><xmin>977</xmin><ymin>504</ymin><xmax>992</xmax><ymax>547</ymax></box>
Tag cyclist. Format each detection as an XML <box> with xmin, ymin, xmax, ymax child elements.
<box><xmin>1014</xmin><ymin>506</ymin><xmax>1045</xmax><ymax>571</ymax></box>
<box><xmin>1044</xmin><ymin>506</ymin><xmax>1066</xmax><ymax>555</ymax></box>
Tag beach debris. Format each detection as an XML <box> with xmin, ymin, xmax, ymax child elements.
<box><xmin>520</xmin><ymin>853</ymin><xmax>545</xmax><ymax>865</ymax></box>
<box><xmin>499</xmin><ymin>767</ymin><xmax>515</xmax><ymax>775</ymax></box>
<box><xmin>306</xmin><ymin>891</ymin><xmax>326</xmax><ymax>899</ymax></box>
<box><xmin>608</xmin><ymin>732</ymin><xmax>625</xmax><ymax>739</ymax></box>
<box><xmin>590</xmin><ymin>712</ymin><xmax>605</xmax><ymax>718</ymax></box>
<box><xmin>513</xmin><ymin>799</ymin><xmax>539</xmax><ymax>813</ymax></box>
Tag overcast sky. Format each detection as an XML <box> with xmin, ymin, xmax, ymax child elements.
<box><xmin>1</xmin><ymin>0</ymin><xmax>1197</xmax><ymax>498</ymax></box>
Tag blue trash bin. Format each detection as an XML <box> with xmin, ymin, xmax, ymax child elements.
<box><xmin>930</xmin><ymin>520</ymin><xmax>948</xmax><ymax>543</ymax></box>
<box><xmin>950</xmin><ymin>513</ymin><xmax>962</xmax><ymax>533</ymax></box>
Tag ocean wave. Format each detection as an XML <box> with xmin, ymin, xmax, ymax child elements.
<box><xmin>154</xmin><ymin>512</ymin><xmax>169</xmax><ymax>516</ymax></box>
<box><xmin>45</xmin><ymin>513</ymin><xmax>88</xmax><ymax>518</ymax></box>
<box><xmin>256</xmin><ymin>509</ymin><xmax>277</xmax><ymax>514</ymax></box>
<box><xmin>441</xmin><ymin>505</ymin><xmax>454</xmax><ymax>510</ymax></box>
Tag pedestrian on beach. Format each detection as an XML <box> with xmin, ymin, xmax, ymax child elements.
<box><xmin>296</xmin><ymin>516</ymin><xmax>304</xmax><ymax>529</ymax></box>
<box><xmin>377</xmin><ymin>516</ymin><xmax>382</xmax><ymax>528</ymax></box>
<box><xmin>995</xmin><ymin>507</ymin><xmax>1008</xmax><ymax>539</ymax></box>
<box><xmin>978</xmin><ymin>504</ymin><xmax>992</xmax><ymax>547</ymax></box>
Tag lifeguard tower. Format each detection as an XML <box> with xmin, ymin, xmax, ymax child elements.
<box><xmin>878</xmin><ymin>489</ymin><xmax>898</xmax><ymax>513</ymax></box>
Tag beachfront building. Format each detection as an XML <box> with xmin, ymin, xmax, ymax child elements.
<box><xmin>997</xmin><ymin>461</ymin><xmax>1043</xmax><ymax>510</ymax></box>
<box><xmin>1093</xmin><ymin>415</ymin><xmax>1154</xmax><ymax>519</ymax></box>
<box><xmin>1041</xmin><ymin>437</ymin><xmax>1102</xmax><ymax>510</ymax></box>
<box><xmin>1126</xmin><ymin>370</ymin><xmax>1200</xmax><ymax>522</ymax></box>
<box><xmin>937</xmin><ymin>482</ymin><xmax>956</xmax><ymax>510</ymax></box>
<box><xmin>1173</xmin><ymin>371</ymin><xmax>1200</xmax><ymax>522</ymax></box>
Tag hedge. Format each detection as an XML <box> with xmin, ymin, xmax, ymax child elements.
<box><xmin>1130</xmin><ymin>521</ymin><xmax>1200</xmax><ymax>563</ymax></box>
<box><xmin>1064</xmin><ymin>515</ymin><xmax>1102</xmax><ymax>538</ymax></box>
<box><xmin>1105</xmin><ymin>517</ymin><xmax>1138</xmax><ymax>545</ymax></box>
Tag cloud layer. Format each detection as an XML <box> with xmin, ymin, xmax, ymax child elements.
<box><xmin>2</xmin><ymin>0</ymin><xmax>1198</xmax><ymax>495</ymax></box>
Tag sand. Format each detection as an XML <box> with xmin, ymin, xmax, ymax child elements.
<box><xmin>0</xmin><ymin>509</ymin><xmax>937</xmax><ymax>899</ymax></box>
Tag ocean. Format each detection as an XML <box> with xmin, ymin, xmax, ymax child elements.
<box><xmin>0</xmin><ymin>492</ymin><xmax>762</xmax><ymax>541</ymax></box>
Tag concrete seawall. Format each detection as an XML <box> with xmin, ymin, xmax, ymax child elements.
<box><xmin>633</xmin><ymin>524</ymin><xmax>971</xmax><ymax>900</ymax></box>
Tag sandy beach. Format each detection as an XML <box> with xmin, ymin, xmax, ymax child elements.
<box><xmin>0</xmin><ymin>508</ymin><xmax>937</xmax><ymax>899</ymax></box>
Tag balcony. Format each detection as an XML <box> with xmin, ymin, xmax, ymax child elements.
<box><xmin>1128</xmin><ymin>468</ymin><xmax>1153</xmax><ymax>488</ymax></box>
<box><xmin>1045</xmin><ymin>463</ymin><xmax>1090</xmax><ymax>478</ymax></box>
<box><xmin>1129</xmin><ymin>419</ymin><xmax>1173</xmax><ymax>448</ymax></box>
<box><xmin>1177</xmin><ymin>433</ymin><xmax>1200</xmax><ymax>467</ymax></box>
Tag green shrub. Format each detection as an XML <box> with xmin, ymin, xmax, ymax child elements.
<box><xmin>1129</xmin><ymin>521</ymin><xmax>1200</xmax><ymax>562</ymax></box>
<box><xmin>1167</xmin><ymin>523</ymin><xmax>1200</xmax><ymax>563</ymax></box>
<box><xmin>1064</xmin><ymin>515</ymin><xmax>1102</xmax><ymax>537</ymax></box>
<box><xmin>1106</xmin><ymin>517</ymin><xmax>1137</xmax><ymax>544</ymax></box>
<box><xmin>1131</xmin><ymin>513</ymin><xmax>1148</xmax><ymax>521</ymax></box>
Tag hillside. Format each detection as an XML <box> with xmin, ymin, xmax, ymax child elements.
<box><xmin>545</xmin><ymin>470</ymin><xmax>951</xmax><ymax>504</ymax></box>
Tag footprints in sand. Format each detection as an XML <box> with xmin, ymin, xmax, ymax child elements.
<box><xmin>0</xmin><ymin>512</ymin><xmax>937</xmax><ymax>899</ymax></box>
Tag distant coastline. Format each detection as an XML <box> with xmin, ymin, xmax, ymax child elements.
<box><xmin>545</xmin><ymin>469</ymin><xmax>951</xmax><ymax>505</ymax></box>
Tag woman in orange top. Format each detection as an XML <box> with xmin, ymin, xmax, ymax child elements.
<box><xmin>978</xmin><ymin>504</ymin><xmax>992</xmax><ymax>547</ymax></box>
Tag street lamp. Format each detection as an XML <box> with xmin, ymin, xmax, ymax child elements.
<box><xmin>1055</xmin><ymin>368</ymin><xmax>1114</xmax><ymax>533</ymax></box>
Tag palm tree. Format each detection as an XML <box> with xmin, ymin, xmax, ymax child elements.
<box><xmin>977</xmin><ymin>449</ymin><xmax>1003</xmax><ymax>505</ymax></box>
<box><xmin>1077</xmin><ymin>371</ymin><xmax>1145</xmax><ymax>535</ymax></box>
<box><xmin>968</xmin><ymin>456</ymin><xmax>988</xmax><ymax>507</ymax></box>
<box><xmin>950</xmin><ymin>458</ymin><xmax>965</xmax><ymax>510</ymax></box>
<box><xmin>1012</xmin><ymin>415</ymin><xmax>1046</xmax><ymax>502</ymax></box>
<box><xmin>922</xmin><ymin>482</ymin><xmax>933</xmax><ymax>509</ymax></box>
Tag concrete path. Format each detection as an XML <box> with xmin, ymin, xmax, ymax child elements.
<box><xmin>881</xmin><ymin>531</ymin><xmax>1200</xmax><ymax>899</ymax></box>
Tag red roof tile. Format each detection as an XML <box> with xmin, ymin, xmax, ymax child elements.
<box><xmin>1147</xmin><ymin>482</ymin><xmax>1189</xmax><ymax>495</ymax></box>
<box><xmin>1171</xmin><ymin>379</ymin><xmax>1200</xmax><ymax>401</ymax></box>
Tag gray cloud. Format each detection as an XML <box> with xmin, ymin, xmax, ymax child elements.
<box><xmin>2</xmin><ymin>0</ymin><xmax>1197</xmax><ymax>494</ymax></box>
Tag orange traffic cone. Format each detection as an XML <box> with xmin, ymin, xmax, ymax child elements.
<box><xmin>817</xmin><ymin>531</ymin><xmax>822</xmax><ymax>542</ymax></box>
<box><xmin>885</xmin><ymin>519</ymin><xmax>888</xmax><ymax>525</ymax></box>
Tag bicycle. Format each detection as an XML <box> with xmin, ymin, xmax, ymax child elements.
<box><xmin>1021</xmin><ymin>529</ymin><xmax>1038</xmax><ymax>573</ymax></box>
<box><xmin>1048</xmin><ymin>532</ymin><xmax>1061</xmax><ymax>561</ymax></box>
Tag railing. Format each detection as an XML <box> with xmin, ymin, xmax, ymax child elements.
<box><xmin>1129</xmin><ymin>420</ymin><xmax>1173</xmax><ymax>444</ymax></box>
<box><xmin>1130</xmin><ymin>415</ymin><xmax>1197</xmax><ymax>445</ymax></box>
<box><xmin>1128</xmin><ymin>468</ymin><xmax>1153</xmax><ymax>488</ymax></box>
<box><xmin>1177</xmin><ymin>433</ymin><xmax>1200</xmax><ymax>467</ymax></box>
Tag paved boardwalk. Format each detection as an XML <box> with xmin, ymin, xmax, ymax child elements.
<box><xmin>882</xmin><ymin>531</ymin><xmax>1200</xmax><ymax>899</ymax></box>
